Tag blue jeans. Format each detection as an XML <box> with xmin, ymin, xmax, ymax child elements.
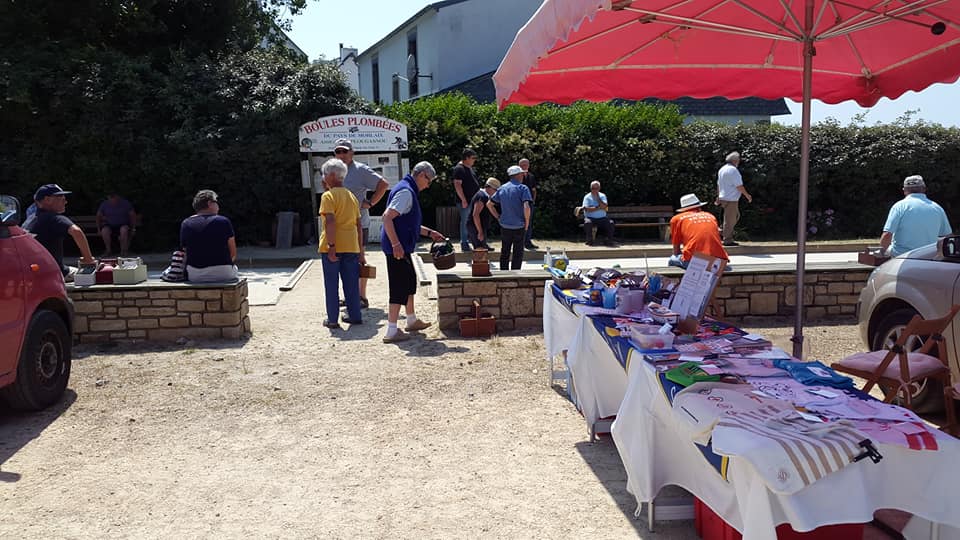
<box><xmin>458</xmin><ymin>205</ymin><xmax>470</xmax><ymax>248</ymax></box>
<box><xmin>322</xmin><ymin>253</ymin><xmax>361</xmax><ymax>323</ymax></box>
<box><xmin>668</xmin><ymin>254</ymin><xmax>688</xmax><ymax>269</ymax></box>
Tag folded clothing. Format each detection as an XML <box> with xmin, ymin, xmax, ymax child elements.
<box><xmin>773</xmin><ymin>359</ymin><xmax>855</xmax><ymax>389</ymax></box>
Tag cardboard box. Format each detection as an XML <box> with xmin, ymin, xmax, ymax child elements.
<box><xmin>112</xmin><ymin>258</ymin><xmax>148</xmax><ymax>285</ymax></box>
<box><xmin>858</xmin><ymin>249</ymin><xmax>890</xmax><ymax>266</ymax></box>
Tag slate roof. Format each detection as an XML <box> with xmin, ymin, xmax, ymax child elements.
<box><xmin>437</xmin><ymin>71</ymin><xmax>791</xmax><ymax>117</ymax></box>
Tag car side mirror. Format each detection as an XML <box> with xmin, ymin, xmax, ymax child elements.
<box><xmin>0</xmin><ymin>195</ymin><xmax>21</xmax><ymax>226</ymax></box>
<box><xmin>939</xmin><ymin>234</ymin><xmax>960</xmax><ymax>261</ymax></box>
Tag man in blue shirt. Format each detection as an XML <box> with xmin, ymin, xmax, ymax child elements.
<box><xmin>580</xmin><ymin>181</ymin><xmax>617</xmax><ymax>246</ymax></box>
<box><xmin>487</xmin><ymin>166</ymin><xmax>532</xmax><ymax>270</ymax></box>
<box><xmin>881</xmin><ymin>175</ymin><xmax>952</xmax><ymax>256</ymax></box>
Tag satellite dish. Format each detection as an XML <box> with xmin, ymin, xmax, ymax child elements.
<box><xmin>406</xmin><ymin>54</ymin><xmax>418</xmax><ymax>80</ymax></box>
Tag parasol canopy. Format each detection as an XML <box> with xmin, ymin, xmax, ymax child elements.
<box><xmin>494</xmin><ymin>0</ymin><xmax>960</xmax><ymax>357</ymax></box>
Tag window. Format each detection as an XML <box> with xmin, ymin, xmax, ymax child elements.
<box><xmin>392</xmin><ymin>76</ymin><xmax>400</xmax><ymax>103</ymax></box>
<box><xmin>407</xmin><ymin>30</ymin><xmax>418</xmax><ymax>97</ymax></box>
<box><xmin>371</xmin><ymin>56</ymin><xmax>380</xmax><ymax>103</ymax></box>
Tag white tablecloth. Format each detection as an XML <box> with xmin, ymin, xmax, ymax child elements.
<box><xmin>552</xmin><ymin>296</ymin><xmax>960</xmax><ymax>539</ymax></box>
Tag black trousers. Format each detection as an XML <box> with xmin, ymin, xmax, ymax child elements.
<box><xmin>500</xmin><ymin>227</ymin><xmax>525</xmax><ymax>270</ymax></box>
<box><xmin>585</xmin><ymin>217</ymin><xmax>615</xmax><ymax>243</ymax></box>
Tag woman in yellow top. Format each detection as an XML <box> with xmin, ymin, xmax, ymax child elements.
<box><xmin>319</xmin><ymin>158</ymin><xmax>366</xmax><ymax>328</ymax></box>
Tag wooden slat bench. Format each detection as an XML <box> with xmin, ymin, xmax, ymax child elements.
<box><xmin>72</xmin><ymin>214</ymin><xmax>142</xmax><ymax>239</ymax></box>
<box><xmin>576</xmin><ymin>205</ymin><xmax>673</xmax><ymax>242</ymax></box>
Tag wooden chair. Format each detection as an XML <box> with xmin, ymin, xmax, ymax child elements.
<box><xmin>831</xmin><ymin>305</ymin><xmax>960</xmax><ymax>411</ymax></box>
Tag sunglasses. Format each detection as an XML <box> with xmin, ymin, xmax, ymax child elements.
<box><xmin>334</xmin><ymin>148</ymin><xmax>350</xmax><ymax>154</ymax></box>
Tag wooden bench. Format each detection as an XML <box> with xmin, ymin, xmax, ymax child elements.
<box><xmin>576</xmin><ymin>205</ymin><xmax>673</xmax><ymax>242</ymax></box>
<box><xmin>72</xmin><ymin>214</ymin><xmax>142</xmax><ymax>250</ymax></box>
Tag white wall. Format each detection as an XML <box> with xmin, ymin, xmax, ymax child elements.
<box><xmin>357</xmin><ymin>0</ymin><xmax>541</xmax><ymax>103</ymax></box>
<box><xmin>433</xmin><ymin>0</ymin><xmax>541</xmax><ymax>90</ymax></box>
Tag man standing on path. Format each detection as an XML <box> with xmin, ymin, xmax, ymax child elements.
<box><xmin>715</xmin><ymin>151</ymin><xmax>752</xmax><ymax>246</ymax></box>
<box><xmin>380</xmin><ymin>161</ymin><xmax>445</xmax><ymax>344</ymax></box>
<box><xmin>23</xmin><ymin>183</ymin><xmax>95</xmax><ymax>281</ymax></box>
<box><xmin>669</xmin><ymin>193</ymin><xmax>729</xmax><ymax>269</ymax></box>
<box><xmin>336</xmin><ymin>138</ymin><xmax>388</xmax><ymax>309</ymax></box>
<box><xmin>452</xmin><ymin>148</ymin><xmax>480</xmax><ymax>253</ymax></box>
<box><xmin>467</xmin><ymin>177</ymin><xmax>500</xmax><ymax>251</ymax></box>
<box><xmin>519</xmin><ymin>158</ymin><xmax>539</xmax><ymax>250</ymax></box>
<box><xmin>881</xmin><ymin>175</ymin><xmax>952</xmax><ymax>256</ymax></box>
<box><xmin>488</xmin><ymin>166</ymin><xmax>532</xmax><ymax>270</ymax></box>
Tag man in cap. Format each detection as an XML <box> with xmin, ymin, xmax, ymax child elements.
<box><xmin>380</xmin><ymin>161</ymin><xmax>445</xmax><ymax>343</ymax></box>
<box><xmin>715</xmin><ymin>151</ymin><xmax>752</xmax><ymax>246</ymax></box>
<box><xmin>880</xmin><ymin>175</ymin><xmax>952</xmax><ymax>256</ymax></box>
<box><xmin>488</xmin><ymin>166</ymin><xmax>532</xmax><ymax>270</ymax></box>
<box><xmin>452</xmin><ymin>148</ymin><xmax>480</xmax><ymax>253</ymax></box>
<box><xmin>22</xmin><ymin>183</ymin><xmax>95</xmax><ymax>281</ymax></box>
<box><xmin>467</xmin><ymin>177</ymin><xmax>501</xmax><ymax>251</ymax></box>
<box><xmin>669</xmin><ymin>193</ymin><xmax>728</xmax><ymax>269</ymax></box>
<box><xmin>335</xmin><ymin>138</ymin><xmax>389</xmax><ymax>309</ymax></box>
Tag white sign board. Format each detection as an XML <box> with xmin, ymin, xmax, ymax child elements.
<box><xmin>298</xmin><ymin>114</ymin><xmax>408</xmax><ymax>153</ymax></box>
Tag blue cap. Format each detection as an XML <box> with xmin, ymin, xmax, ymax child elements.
<box><xmin>34</xmin><ymin>184</ymin><xmax>72</xmax><ymax>200</ymax></box>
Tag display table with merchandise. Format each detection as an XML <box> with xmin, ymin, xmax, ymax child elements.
<box><xmin>543</xmin><ymin>282</ymin><xmax>960</xmax><ymax>540</ymax></box>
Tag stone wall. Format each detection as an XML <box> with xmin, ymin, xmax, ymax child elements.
<box><xmin>68</xmin><ymin>280</ymin><xmax>250</xmax><ymax>343</ymax></box>
<box><xmin>435</xmin><ymin>267</ymin><xmax>871</xmax><ymax>332</ymax></box>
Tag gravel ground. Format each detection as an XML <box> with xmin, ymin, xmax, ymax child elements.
<box><xmin>0</xmin><ymin>250</ymin><xmax>866</xmax><ymax>539</ymax></box>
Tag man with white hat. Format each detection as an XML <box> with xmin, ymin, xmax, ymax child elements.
<box><xmin>487</xmin><ymin>165</ymin><xmax>532</xmax><ymax>270</ymax></box>
<box><xmin>715</xmin><ymin>151</ymin><xmax>752</xmax><ymax>246</ymax></box>
<box><xmin>335</xmin><ymin>138</ymin><xmax>389</xmax><ymax>309</ymax></box>
<box><xmin>669</xmin><ymin>193</ymin><xmax>728</xmax><ymax>269</ymax></box>
<box><xmin>880</xmin><ymin>175</ymin><xmax>952</xmax><ymax>256</ymax></box>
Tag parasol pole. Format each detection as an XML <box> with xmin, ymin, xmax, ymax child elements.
<box><xmin>792</xmin><ymin>0</ymin><xmax>815</xmax><ymax>359</ymax></box>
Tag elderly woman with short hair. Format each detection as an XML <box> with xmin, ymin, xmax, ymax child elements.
<box><xmin>180</xmin><ymin>189</ymin><xmax>238</xmax><ymax>283</ymax></box>
<box><xmin>319</xmin><ymin>158</ymin><xmax>365</xmax><ymax>328</ymax></box>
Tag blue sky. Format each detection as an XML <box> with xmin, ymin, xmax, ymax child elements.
<box><xmin>286</xmin><ymin>1</ymin><xmax>960</xmax><ymax>127</ymax></box>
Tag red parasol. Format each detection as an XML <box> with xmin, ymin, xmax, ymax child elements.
<box><xmin>494</xmin><ymin>0</ymin><xmax>960</xmax><ymax>356</ymax></box>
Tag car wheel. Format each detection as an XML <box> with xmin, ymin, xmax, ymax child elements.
<box><xmin>1</xmin><ymin>310</ymin><xmax>72</xmax><ymax>410</ymax></box>
<box><xmin>870</xmin><ymin>308</ymin><xmax>942</xmax><ymax>413</ymax></box>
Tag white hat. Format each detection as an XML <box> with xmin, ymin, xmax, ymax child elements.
<box><xmin>507</xmin><ymin>165</ymin><xmax>524</xmax><ymax>177</ymax></box>
<box><xmin>676</xmin><ymin>193</ymin><xmax>707</xmax><ymax>212</ymax></box>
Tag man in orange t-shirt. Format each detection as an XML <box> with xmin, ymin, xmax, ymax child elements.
<box><xmin>669</xmin><ymin>193</ymin><xmax>729</xmax><ymax>269</ymax></box>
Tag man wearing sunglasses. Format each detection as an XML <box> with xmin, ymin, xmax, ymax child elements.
<box><xmin>23</xmin><ymin>183</ymin><xmax>96</xmax><ymax>281</ymax></box>
<box><xmin>334</xmin><ymin>138</ymin><xmax>388</xmax><ymax>309</ymax></box>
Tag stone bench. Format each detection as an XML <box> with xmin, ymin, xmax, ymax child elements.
<box><xmin>67</xmin><ymin>279</ymin><xmax>250</xmax><ymax>343</ymax></box>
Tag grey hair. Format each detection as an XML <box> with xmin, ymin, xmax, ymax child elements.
<box><xmin>412</xmin><ymin>161</ymin><xmax>436</xmax><ymax>179</ymax></box>
<box><xmin>321</xmin><ymin>158</ymin><xmax>347</xmax><ymax>180</ymax></box>
<box><xmin>590</xmin><ymin>181</ymin><xmax>601</xmax><ymax>189</ymax></box>
<box><xmin>726</xmin><ymin>151</ymin><xmax>740</xmax><ymax>163</ymax></box>
<box><xmin>192</xmin><ymin>189</ymin><xmax>218</xmax><ymax>211</ymax></box>
<box><xmin>519</xmin><ymin>158</ymin><xmax>530</xmax><ymax>166</ymax></box>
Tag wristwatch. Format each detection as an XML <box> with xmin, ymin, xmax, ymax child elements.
<box><xmin>327</xmin><ymin>243</ymin><xmax>335</xmax><ymax>248</ymax></box>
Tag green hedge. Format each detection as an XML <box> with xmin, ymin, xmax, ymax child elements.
<box><xmin>384</xmin><ymin>94</ymin><xmax>960</xmax><ymax>241</ymax></box>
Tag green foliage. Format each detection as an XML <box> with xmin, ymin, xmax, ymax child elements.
<box><xmin>383</xmin><ymin>94</ymin><xmax>686</xmax><ymax>237</ymax></box>
<box><xmin>384</xmin><ymin>95</ymin><xmax>960</xmax><ymax>240</ymax></box>
<box><xmin>1</xmin><ymin>0</ymin><xmax>365</xmax><ymax>248</ymax></box>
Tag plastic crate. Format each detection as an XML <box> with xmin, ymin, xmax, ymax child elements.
<box><xmin>694</xmin><ymin>498</ymin><xmax>864</xmax><ymax>540</ymax></box>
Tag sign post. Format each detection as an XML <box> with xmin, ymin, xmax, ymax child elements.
<box><xmin>297</xmin><ymin>115</ymin><xmax>410</xmax><ymax>243</ymax></box>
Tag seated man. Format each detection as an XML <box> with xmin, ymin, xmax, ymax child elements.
<box><xmin>669</xmin><ymin>193</ymin><xmax>729</xmax><ymax>269</ymax></box>
<box><xmin>580</xmin><ymin>181</ymin><xmax>616</xmax><ymax>246</ymax></box>
<box><xmin>881</xmin><ymin>175</ymin><xmax>952</xmax><ymax>256</ymax></box>
<box><xmin>180</xmin><ymin>189</ymin><xmax>238</xmax><ymax>283</ymax></box>
<box><xmin>23</xmin><ymin>183</ymin><xmax>95</xmax><ymax>281</ymax></box>
<box><xmin>96</xmin><ymin>192</ymin><xmax>137</xmax><ymax>257</ymax></box>
<box><xmin>467</xmin><ymin>177</ymin><xmax>500</xmax><ymax>251</ymax></box>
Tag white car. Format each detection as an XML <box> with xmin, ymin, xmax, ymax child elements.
<box><xmin>857</xmin><ymin>234</ymin><xmax>960</xmax><ymax>410</ymax></box>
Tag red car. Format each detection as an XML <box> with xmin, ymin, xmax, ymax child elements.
<box><xmin>0</xmin><ymin>195</ymin><xmax>73</xmax><ymax>410</ymax></box>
